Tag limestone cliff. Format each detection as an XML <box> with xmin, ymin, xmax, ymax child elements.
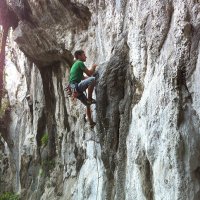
<box><xmin>0</xmin><ymin>0</ymin><xmax>200</xmax><ymax>200</ymax></box>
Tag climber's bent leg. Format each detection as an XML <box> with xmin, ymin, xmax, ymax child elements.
<box><xmin>78</xmin><ymin>77</ymin><xmax>95</xmax><ymax>92</ymax></box>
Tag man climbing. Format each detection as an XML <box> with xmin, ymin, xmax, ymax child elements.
<box><xmin>69</xmin><ymin>50</ymin><xmax>97</xmax><ymax>127</ymax></box>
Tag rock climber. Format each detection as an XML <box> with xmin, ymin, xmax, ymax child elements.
<box><xmin>68</xmin><ymin>50</ymin><xmax>97</xmax><ymax>127</ymax></box>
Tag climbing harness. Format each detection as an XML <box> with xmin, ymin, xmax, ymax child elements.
<box><xmin>65</xmin><ymin>83</ymin><xmax>96</xmax><ymax>106</ymax></box>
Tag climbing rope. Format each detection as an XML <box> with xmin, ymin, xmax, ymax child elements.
<box><xmin>93</xmin><ymin>127</ymin><xmax>100</xmax><ymax>200</ymax></box>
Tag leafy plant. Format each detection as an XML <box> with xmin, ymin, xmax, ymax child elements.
<box><xmin>41</xmin><ymin>133</ymin><xmax>48</xmax><ymax>146</ymax></box>
<box><xmin>0</xmin><ymin>192</ymin><xmax>20</xmax><ymax>200</ymax></box>
<box><xmin>42</xmin><ymin>160</ymin><xmax>55</xmax><ymax>170</ymax></box>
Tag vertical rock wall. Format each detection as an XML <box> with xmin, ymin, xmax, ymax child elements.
<box><xmin>125</xmin><ymin>1</ymin><xmax>200</xmax><ymax>200</ymax></box>
<box><xmin>0</xmin><ymin>0</ymin><xmax>200</xmax><ymax>200</ymax></box>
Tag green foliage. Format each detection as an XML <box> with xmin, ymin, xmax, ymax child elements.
<box><xmin>42</xmin><ymin>160</ymin><xmax>55</xmax><ymax>170</ymax></box>
<box><xmin>0</xmin><ymin>192</ymin><xmax>19</xmax><ymax>200</ymax></box>
<box><xmin>41</xmin><ymin>159</ymin><xmax>55</xmax><ymax>176</ymax></box>
<box><xmin>0</xmin><ymin>98</ymin><xmax>9</xmax><ymax>118</ymax></box>
<box><xmin>41</xmin><ymin>133</ymin><xmax>48</xmax><ymax>146</ymax></box>
<box><xmin>39</xmin><ymin>167</ymin><xmax>45</xmax><ymax>177</ymax></box>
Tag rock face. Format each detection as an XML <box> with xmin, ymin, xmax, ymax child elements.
<box><xmin>0</xmin><ymin>0</ymin><xmax>200</xmax><ymax>199</ymax></box>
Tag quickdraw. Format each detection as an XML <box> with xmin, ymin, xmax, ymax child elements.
<box><xmin>65</xmin><ymin>83</ymin><xmax>79</xmax><ymax>99</ymax></box>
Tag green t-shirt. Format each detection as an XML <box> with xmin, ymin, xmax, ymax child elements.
<box><xmin>69</xmin><ymin>60</ymin><xmax>86</xmax><ymax>83</ymax></box>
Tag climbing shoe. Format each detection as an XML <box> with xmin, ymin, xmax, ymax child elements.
<box><xmin>77</xmin><ymin>93</ymin><xmax>96</xmax><ymax>106</ymax></box>
<box><xmin>89</xmin><ymin>121</ymin><xmax>96</xmax><ymax>128</ymax></box>
<box><xmin>87</xmin><ymin>98</ymin><xmax>96</xmax><ymax>105</ymax></box>
<box><xmin>77</xmin><ymin>93</ymin><xmax>89</xmax><ymax>106</ymax></box>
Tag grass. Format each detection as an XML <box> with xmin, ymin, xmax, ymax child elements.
<box><xmin>41</xmin><ymin>133</ymin><xmax>48</xmax><ymax>146</ymax></box>
<box><xmin>0</xmin><ymin>192</ymin><xmax>19</xmax><ymax>200</ymax></box>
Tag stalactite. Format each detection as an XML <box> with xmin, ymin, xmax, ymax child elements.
<box><xmin>0</xmin><ymin>25</ymin><xmax>8</xmax><ymax>106</ymax></box>
<box><xmin>0</xmin><ymin>25</ymin><xmax>10</xmax><ymax>140</ymax></box>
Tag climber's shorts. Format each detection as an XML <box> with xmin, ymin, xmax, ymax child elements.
<box><xmin>78</xmin><ymin>77</ymin><xmax>95</xmax><ymax>92</ymax></box>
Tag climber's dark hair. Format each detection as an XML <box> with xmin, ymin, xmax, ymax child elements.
<box><xmin>74</xmin><ymin>50</ymin><xmax>84</xmax><ymax>59</ymax></box>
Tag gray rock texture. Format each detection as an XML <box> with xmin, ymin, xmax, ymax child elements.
<box><xmin>0</xmin><ymin>0</ymin><xmax>200</xmax><ymax>200</ymax></box>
